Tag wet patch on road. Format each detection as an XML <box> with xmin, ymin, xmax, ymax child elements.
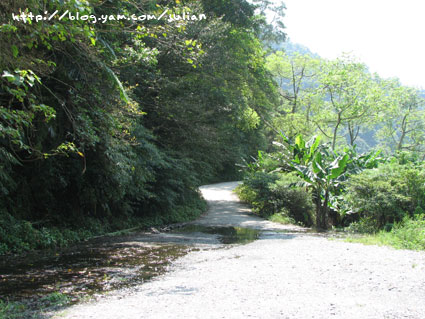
<box><xmin>0</xmin><ymin>241</ymin><xmax>193</xmax><ymax>316</ymax></box>
<box><xmin>175</xmin><ymin>225</ymin><xmax>261</xmax><ymax>245</ymax></box>
<box><xmin>0</xmin><ymin>226</ymin><xmax>262</xmax><ymax>317</ymax></box>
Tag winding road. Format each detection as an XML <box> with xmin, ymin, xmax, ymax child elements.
<box><xmin>56</xmin><ymin>182</ymin><xmax>425</xmax><ymax>319</ymax></box>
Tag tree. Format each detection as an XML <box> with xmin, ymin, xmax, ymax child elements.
<box><xmin>265</xmin><ymin>51</ymin><xmax>320</xmax><ymax>139</ymax></box>
<box><xmin>266</xmin><ymin>51</ymin><xmax>319</xmax><ymax>114</ymax></box>
<box><xmin>273</xmin><ymin>134</ymin><xmax>349</xmax><ymax>229</ymax></box>
<box><xmin>376</xmin><ymin>81</ymin><xmax>425</xmax><ymax>156</ymax></box>
<box><xmin>314</xmin><ymin>55</ymin><xmax>385</xmax><ymax>149</ymax></box>
<box><xmin>0</xmin><ymin>0</ymin><xmax>283</xmax><ymax>253</ymax></box>
<box><xmin>266</xmin><ymin>53</ymin><xmax>386</xmax><ymax>150</ymax></box>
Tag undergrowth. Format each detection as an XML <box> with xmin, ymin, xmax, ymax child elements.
<box><xmin>345</xmin><ymin>214</ymin><xmax>425</xmax><ymax>250</ymax></box>
<box><xmin>0</xmin><ymin>292</ymin><xmax>74</xmax><ymax>319</ymax></box>
<box><xmin>0</xmin><ymin>197</ymin><xmax>206</xmax><ymax>255</ymax></box>
<box><xmin>268</xmin><ymin>212</ymin><xmax>296</xmax><ymax>225</ymax></box>
<box><xmin>234</xmin><ymin>172</ymin><xmax>314</xmax><ymax>226</ymax></box>
<box><xmin>0</xmin><ymin>299</ymin><xmax>28</xmax><ymax>319</ymax></box>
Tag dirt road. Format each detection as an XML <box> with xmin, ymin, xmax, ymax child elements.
<box><xmin>56</xmin><ymin>182</ymin><xmax>425</xmax><ymax>319</ymax></box>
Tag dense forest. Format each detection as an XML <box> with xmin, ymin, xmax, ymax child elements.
<box><xmin>1</xmin><ymin>0</ymin><xmax>425</xmax><ymax>254</ymax></box>
<box><xmin>0</xmin><ymin>0</ymin><xmax>287</xmax><ymax>253</ymax></box>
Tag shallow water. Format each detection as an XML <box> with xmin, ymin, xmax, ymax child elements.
<box><xmin>0</xmin><ymin>241</ymin><xmax>191</xmax><ymax>304</ymax></box>
<box><xmin>0</xmin><ymin>225</ymin><xmax>261</xmax><ymax>314</ymax></box>
<box><xmin>175</xmin><ymin>225</ymin><xmax>261</xmax><ymax>244</ymax></box>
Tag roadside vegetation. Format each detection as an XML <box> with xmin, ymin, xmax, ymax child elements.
<box><xmin>345</xmin><ymin>214</ymin><xmax>425</xmax><ymax>251</ymax></box>
<box><xmin>237</xmin><ymin>150</ymin><xmax>425</xmax><ymax>250</ymax></box>
<box><xmin>0</xmin><ymin>0</ymin><xmax>285</xmax><ymax>254</ymax></box>
<box><xmin>2</xmin><ymin>1</ymin><xmax>424</xmax><ymax>317</ymax></box>
<box><xmin>1</xmin><ymin>0</ymin><xmax>424</xmax><ymax>254</ymax></box>
<box><xmin>0</xmin><ymin>292</ymin><xmax>73</xmax><ymax>319</ymax></box>
<box><xmin>236</xmin><ymin>50</ymin><xmax>425</xmax><ymax>250</ymax></box>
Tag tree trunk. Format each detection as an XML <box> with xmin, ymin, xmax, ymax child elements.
<box><xmin>332</xmin><ymin>113</ymin><xmax>342</xmax><ymax>150</ymax></box>
<box><xmin>315</xmin><ymin>189</ymin><xmax>329</xmax><ymax>230</ymax></box>
<box><xmin>348</xmin><ymin>122</ymin><xmax>360</xmax><ymax>146</ymax></box>
<box><xmin>397</xmin><ymin>114</ymin><xmax>409</xmax><ymax>151</ymax></box>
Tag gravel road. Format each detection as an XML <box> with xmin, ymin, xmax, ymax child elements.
<box><xmin>56</xmin><ymin>182</ymin><xmax>425</xmax><ymax>319</ymax></box>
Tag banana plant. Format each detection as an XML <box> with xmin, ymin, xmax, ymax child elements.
<box><xmin>274</xmin><ymin>133</ymin><xmax>349</xmax><ymax>229</ymax></box>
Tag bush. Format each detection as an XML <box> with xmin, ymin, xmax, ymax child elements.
<box><xmin>0</xmin><ymin>212</ymin><xmax>91</xmax><ymax>253</ymax></box>
<box><xmin>0</xmin><ymin>191</ymin><xmax>207</xmax><ymax>254</ymax></box>
<box><xmin>343</xmin><ymin>162</ymin><xmax>425</xmax><ymax>232</ymax></box>
<box><xmin>344</xmin><ymin>217</ymin><xmax>383</xmax><ymax>234</ymax></box>
<box><xmin>345</xmin><ymin>214</ymin><xmax>425</xmax><ymax>250</ymax></box>
<box><xmin>235</xmin><ymin>172</ymin><xmax>314</xmax><ymax>226</ymax></box>
<box><xmin>235</xmin><ymin>172</ymin><xmax>279</xmax><ymax>216</ymax></box>
<box><xmin>269</xmin><ymin>211</ymin><xmax>296</xmax><ymax>225</ymax></box>
<box><xmin>388</xmin><ymin>214</ymin><xmax>425</xmax><ymax>250</ymax></box>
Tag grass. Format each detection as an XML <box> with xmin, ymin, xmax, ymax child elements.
<box><xmin>344</xmin><ymin>215</ymin><xmax>425</xmax><ymax>251</ymax></box>
<box><xmin>0</xmin><ymin>292</ymin><xmax>73</xmax><ymax>319</ymax></box>
<box><xmin>39</xmin><ymin>292</ymin><xmax>71</xmax><ymax>308</ymax></box>
<box><xmin>0</xmin><ymin>196</ymin><xmax>207</xmax><ymax>255</ymax></box>
<box><xmin>268</xmin><ymin>212</ymin><xmax>296</xmax><ymax>225</ymax></box>
<box><xmin>0</xmin><ymin>299</ymin><xmax>28</xmax><ymax>319</ymax></box>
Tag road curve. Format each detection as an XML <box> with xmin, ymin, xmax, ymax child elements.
<box><xmin>56</xmin><ymin>182</ymin><xmax>425</xmax><ymax>319</ymax></box>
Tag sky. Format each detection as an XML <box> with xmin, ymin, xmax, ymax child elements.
<box><xmin>279</xmin><ymin>0</ymin><xmax>425</xmax><ymax>89</ymax></box>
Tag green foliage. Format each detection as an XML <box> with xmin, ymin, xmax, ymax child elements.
<box><xmin>0</xmin><ymin>210</ymin><xmax>91</xmax><ymax>253</ymax></box>
<box><xmin>268</xmin><ymin>212</ymin><xmax>296</xmax><ymax>225</ymax></box>
<box><xmin>343</xmin><ymin>162</ymin><xmax>425</xmax><ymax>231</ymax></box>
<box><xmin>268</xmin><ymin>174</ymin><xmax>315</xmax><ymax>226</ymax></box>
<box><xmin>242</xmin><ymin>133</ymin><xmax>388</xmax><ymax>229</ymax></box>
<box><xmin>235</xmin><ymin>171</ymin><xmax>314</xmax><ymax>226</ymax></box>
<box><xmin>375</xmin><ymin>82</ymin><xmax>425</xmax><ymax>154</ymax></box>
<box><xmin>345</xmin><ymin>214</ymin><xmax>425</xmax><ymax>251</ymax></box>
<box><xmin>0</xmin><ymin>191</ymin><xmax>205</xmax><ymax>254</ymax></box>
<box><xmin>0</xmin><ymin>292</ymin><xmax>71</xmax><ymax>318</ymax></box>
<box><xmin>344</xmin><ymin>217</ymin><xmax>384</xmax><ymax>235</ymax></box>
<box><xmin>235</xmin><ymin>172</ymin><xmax>280</xmax><ymax>216</ymax></box>
<box><xmin>273</xmin><ymin>134</ymin><xmax>350</xmax><ymax>229</ymax></box>
<box><xmin>388</xmin><ymin>214</ymin><xmax>425</xmax><ymax>250</ymax></box>
<box><xmin>40</xmin><ymin>292</ymin><xmax>70</xmax><ymax>308</ymax></box>
<box><xmin>238</xmin><ymin>150</ymin><xmax>281</xmax><ymax>174</ymax></box>
<box><xmin>265</xmin><ymin>50</ymin><xmax>425</xmax><ymax>153</ymax></box>
<box><xmin>0</xmin><ymin>299</ymin><xmax>27</xmax><ymax>319</ymax></box>
<box><xmin>265</xmin><ymin>51</ymin><xmax>320</xmax><ymax>138</ymax></box>
<box><xmin>0</xmin><ymin>0</ymin><xmax>280</xmax><ymax>253</ymax></box>
<box><xmin>344</xmin><ymin>146</ymin><xmax>384</xmax><ymax>174</ymax></box>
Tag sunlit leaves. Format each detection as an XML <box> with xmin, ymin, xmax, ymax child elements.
<box><xmin>375</xmin><ymin>81</ymin><xmax>425</xmax><ymax>154</ymax></box>
<box><xmin>0</xmin><ymin>0</ymin><xmax>280</xmax><ymax>245</ymax></box>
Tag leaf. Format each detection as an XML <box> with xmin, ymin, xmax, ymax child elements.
<box><xmin>102</xmin><ymin>64</ymin><xmax>129</xmax><ymax>103</ymax></box>
<box><xmin>272</xmin><ymin>141</ymin><xmax>285</xmax><ymax>148</ymax></box>
<box><xmin>292</xmin><ymin>163</ymin><xmax>314</xmax><ymax>184</ymax></box>
<box><xmin>312</xmin><ymin>152</ymin><xmax>324</xmax><ymax>175</ymax></box>
<box><xmin>330</xmin><ymin>154</ymin><xmax>349</xmax><ymax>179</ymax></box>
<box><xmin>2</xmin><ymin>70</ymin><xmax>14</xmax><ymax>80</ymax></box>
<box><xmin>11</xmin><ymin>45</ymin><xmax>19</xmax><ymax>58</ymax></box>
<box><xmin>309</xmin><ymin>135</ymin><xmax>321</xmax><ymax>155</ymax></box>
<box><xmin>295</xmin><ymin>135</ymin><xmax>305</xmax><ymax>150</ymax></box>
<box><xmin>278</xmin><ymin>131</ymin><xmax>289</xmax><ymax>143</ymax></box>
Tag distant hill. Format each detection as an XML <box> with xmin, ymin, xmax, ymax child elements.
<box><xmin>270</xmin><ymin>40</ymin><xmax>320</xmax><ymax>57</ymax></box>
